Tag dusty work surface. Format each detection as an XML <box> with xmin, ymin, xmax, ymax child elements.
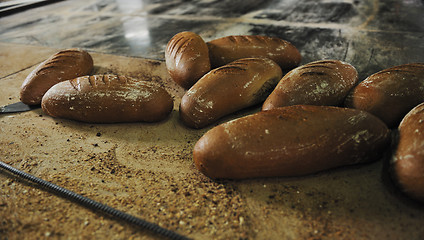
<box><xmin>1</xmin><ymin>43</ymin><xmax>424</xmax><ymax>240</ymax></box>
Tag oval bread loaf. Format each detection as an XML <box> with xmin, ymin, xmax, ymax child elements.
<box><xmin>41</xmin><ymin>75</ymin><xmax>173</xmax><ymax>123</ymax></box>
<box><xmin>165</xmin><ymin>31</ymin><xmax>211</xmax><ymax>89</ymax></box>
<box><xmin>180</xmin><ymin>58</ymin><xmax>283</xmax><ymax>129</ymax></box>
<box><xmin>391</xmin><ymin>102</ymin><xmax>424</xmax><ymax>202</ymax></box>
<box><xmin>193</xmin><ymin>105</ymin><xmax>390</xmax><ymax>179</ymax></box>
<box><xmin>20</xmin><ymin>49</ymin><xmax>93</xmax><ymax>105</ymax></box>
<box><xmin>345</xmin><ymin>63</ymin><xmax>424</xmax><ymax>128</ymax></box>
<box><xmin>207</xmin><ymin>35</ymin><xmax>301</xmax><ymax>70</ymax></box>
<box><xmin>262</xmin><ymin>60</ymin><xmax>358</xmax><ymax>111</ymax></box>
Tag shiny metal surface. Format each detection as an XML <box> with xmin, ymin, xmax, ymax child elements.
<box><xmin>0</xmin><ymin>101</ymin><xmax>37</xmax><ymax>113</ymax></box>
<box><xmin>1</xmin><ymin>0</ymin><xmax>423</xmax><ymax>79</ymax></box>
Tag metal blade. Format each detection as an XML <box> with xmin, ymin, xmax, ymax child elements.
<box><xmin>0</xmin><ymin>102</ymin><xmax>39</xmax><ymax>113</ymax></box>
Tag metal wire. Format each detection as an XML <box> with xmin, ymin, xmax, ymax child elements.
<box><xmin>0</xmin><ymin>161</ymin><xmax>191</xmax><ymax>240</ymax></box>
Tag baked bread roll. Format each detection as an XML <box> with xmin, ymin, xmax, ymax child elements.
<box><xmin>262</xmin><ymin>60</ymin><xmax>358</xmax><ymax>111</ymax></box>
<box><xmin>193</xmin><ymin>105</ymin><xmax>390</xmax><ymax>179</ymax></box>
<box><xmin>345</xmin><ymin>63</ymin><xmax>424</xmax><ymax>128</ymax></box>
<box><xmin>20</xmin><ymin>49</ymin><xmax>93</xmax><ymax>105</ymax></box>
<box><xmin>165</xmin><ymin>31</ymin><xmax>211</xmax><ymax>89</ymax></box>
<box><xmin>41</xmin><ymin>75</ymin><xmax>173</xmax><ymax>123</ymax></box>
<box><xmin>207</xmin><ymin>35</ymin><xmax>301</xmax><ymax>70</ymax></box>
<box><xmin>391</xmin><ymin>102</ymin><xmax>424</xmax><ymax>203</ymax></box>
<box><xmin>180</xmin><ymin>58</ymin><xmax>282</xmax><ymax>129</ymax></box>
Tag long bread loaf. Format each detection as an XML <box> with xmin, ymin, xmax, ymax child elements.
<box><xmin>345</xmin><ymin>63</ymin><xmax>424</xmax><ymax>128</ymax></box>
<box><xmin>263</xmin><ymin>60</ymin><xmax>358</xmax><ymax>110</ymax></box>
<box><xmin>207</xmin><ymin>35</ymin><xmax>301</xmax><ymax>70</ymax></box>
<box><xmin>391</xmin><ymin>102</ymin><xmax>424</xmax><ymax>203</ymax></box>
<box><xmin>180</xmin><ymin>58</ymin><xmax>282</xmax><ymax>128</ymax></box>
<box><xmin>165</xmin><ymin>31</ymin><xmax>211</xmax><ymax>89</ymax></box>
<box><xmin>20</xmin><ymin>49</ymin><xmax>93</xmax><ymax>105</ymax></box>
<box><xmin>42</xmin><ymin>75</ymin><xmax>173</xmax><ymax>123</ymax></box>
<box><xmin>193</xmin><ymin>105</ymin><xmax>390</xmax><ymax>179</ymax></box>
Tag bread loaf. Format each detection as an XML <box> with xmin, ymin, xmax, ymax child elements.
<box><xmin>345</xmin><ymin>63</ymin><xmax>424</xmax><ymax>128</ymax></box>
<box><xmin>20</xmin><ymin>49</ymin><xmax>93</xmax><ymax>105</ymax></box>
<box><xmin>391</xmin><ymin>102</ymin><xmax>424</xmax><ymax>202</ymax></box>
<box><xmin>165</xmin><ymin>31</ymin><xmax>211</xmax><ymax>89</ymax></box>
<box><xmin>262</xmin><ymin>60</ymin><xmax>358</xmax><ymax>111</ymax></box>
<box><xmin>180</xmin><ymin>58</ymin><xmax>282</xmax><ymax>128</ymax></box>
<box><xmin>193</xmin><ymin>105</ymin><xmax>390</xmax><ymax>179</ymax></box>
<box><xmin>41</xmin><ymin>75</ymin><xmax>173</xmax><ymax>123</ymax></box>
<box><xmin>207</xmin><ymin>35</ymin><xmax>301</xmax><ymax>70</ymax></box>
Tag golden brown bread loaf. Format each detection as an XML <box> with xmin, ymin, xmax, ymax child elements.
<box><xmin>207</xmin><ymin>35</ymin><xmax>301</xmax><ymax>70</ymax></box>
<box><xmin>262</xmin><ymin>60</ymin><xmax>358</xmax><ymax>111</ymax></box>
<box><xmin>165</xmin><ymin>31</ymin><xmax>211</xmax><ymax>89</ymax></box>
<box><xmin>345</xmin><ymin>63</ymin><xmax>424</xmax><ymax>128</ymax></box>
<box><xmin>20</xmin><ymin>49</ymin><xmax>93</xmax><ymax>105</ymax></box>
<box><xmin>193</xmin><ymin>105</ymin><xmax>390</xmax><ymax>179</ymax></box>
<box><xmin>180</xmin><ymin>58</ymin><xmax>283</xmax><ymax>129</ymax></box>
<box><xmin>391</xmin><ymin>102</ymin><xmax>424</xmax><ymax>203</ymax></box>
<box><xmin>41</xmin><ymin>75</ymin><xmax>173</xmax><ymax>123</ymax></box>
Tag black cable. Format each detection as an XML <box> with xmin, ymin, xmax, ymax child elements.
<box><xmin>0</xmin><ymin>0</ymin><xmax>64</xmax><ymax>17</ymax></box>
<box><xmin>0</xmin><ymin>161</ymin><xmax>191</xmax><ymax>240</ymax></box>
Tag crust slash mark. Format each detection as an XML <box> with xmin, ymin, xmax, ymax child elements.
<box><xmin>215</xmin><ymin>65</ymin><xmax>248</xmax><ymax>74</ymax></box>
<box><xmin>69</xmin><ymin>77</ymin><xmax>82</xmax><ymax>91</ymax></box>
<box><xmin>38</xmin><ymin>53</ymin><xmax>85</xmax><ymax>74</ymax></box>
<box><xmin>300</xmin><ymin>71</ymin><xmax>328</xmax><ymax>77</ymax></box>
<box><xmin>301</xmin><ymin>65</ymin><xmax>334</xmax><ymax>70</ymax></box>
<box><xmin>167</xmin><ymin>34</ymin><xmax>185</xmax><ymax>54</ymax></box>
<box><xmin>170</xmin><ymin>36</ymin><xmax>193</xmax><ymax>58</ymax></box>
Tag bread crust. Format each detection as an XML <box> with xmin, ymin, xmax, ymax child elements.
<box><xmin>391</xmin><ymin>102</ymin><xmax>424</xmax><ymax>202</ymax></box>
<box><xmin>165</xmin><ymin>31</ymin><xmax>211</xmax><ymax>89</ymax></box>
<box><xmin>20</xmin><ymin>49</ymin><xmax>93</xmax><ymax>105</ymax></box>
<box><xmin>193</xmin><ymin>105</ymin><xmax>390</xmax><ymax>179</ymax></box>
<box><xmin>41</xmin><ymin>75</ymin><xmax>173</xmax><ymax>123</ymax></box>
<box><xmin>345</xmin><ymin>63</ymin><xmax>424</xmax><ymax>128</ymax></box>
<box><xmin>262</xmin><ymin>60</ymin><xmax>358</xmax><ymax>110</ymax></box>
<box><xmin>207</xmin><ymin>35</ymin><xmax>301</xmax><ymax>70</ymax></box>
<box><xmin>180</xmin><ymin>58</ymin><xmax>282</xmax><ymax>128</ymax></box>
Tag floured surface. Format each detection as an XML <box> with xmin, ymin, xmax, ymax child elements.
<box><xmin>1</xmin><ymin>43</ymin><xmax>424</xmax><ymax>239</ymax></box>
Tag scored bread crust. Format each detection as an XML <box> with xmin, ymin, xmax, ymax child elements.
<box><xmin>207</xmin><ymin>35</ymin><xmax>301</xmax><ymax>70</ymax></box>
<box><xmin>165</xmin><ymin>31</ymin><xmax>211</xmax><ymax>89</ymax></box>
<box><xmin>20</xmin><ymin>48</ymin><xmax>93</xmax><ymax>105</ymax></box>
<box><xmin>41</xmin><ymin>75</ymin><xmax>173</xmax><ymax>123</ymax></box>
<box><xmin>262</xmin><ymin>60</ymin><xmax>358</xmax><ymax>111</ymax></box>
<box><xmin>180</xmin><ymin>58</ymin><xmax>283</xmax><ymax>129</ymax></box>
<box><xmin>345</xmin><ymin>63</ymin><xmax>424</xmax><ymax>128</ymax></box>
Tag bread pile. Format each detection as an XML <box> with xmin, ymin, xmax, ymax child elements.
<box><xmin>164</xmin><ymin>32</ymin><xmax>424</xmax><ymax>203</ymax></box>
<box><xmin>19</xmin><ymin>32</ymin><xmax>424</xmax><ymax>203</ymax></box>
<box><xmin>20</xmin><ymin>49</ymin><xmax>174</xmax><ymax>123</ymax></box>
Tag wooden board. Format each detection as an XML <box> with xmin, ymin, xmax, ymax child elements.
<box><xmin>1</xmin><ymin>43</ymin><xmax>423</xmax><ymax>240</ymax></box>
